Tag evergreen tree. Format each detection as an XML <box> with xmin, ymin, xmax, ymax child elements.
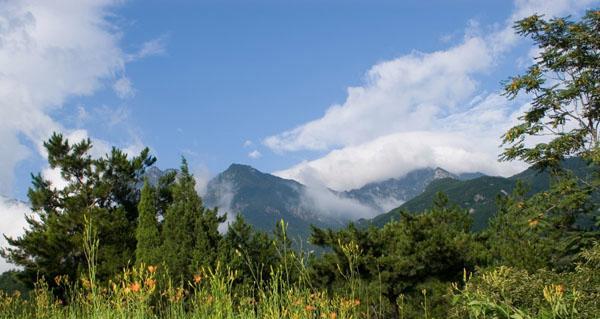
<box><xmin>135</xmin><ymin>180</ymin><xmax>162</xmax><ymax>266</ymax></box>
<box><xmin>191</xmin><ymin>204</ymin><xmax>225</xmax><ymax>274</ymax></box>
<box><xmin>218</xmin><ymin>214</ymin><xmax>278</xmax><ymax>290</ymax></box>
<box><xmin>161</xmin><ymin>159</ymin><xmax>198</xmax><ymax>282</ymax></box>
<box><xmin>161</xmin><ymin>158</ymin><xmax>225</xmax><ymax>282</ymax></box>
<box><xmin>310</xmin><ymin>193</ymin><xmax>482</xmax><ymax>318</ymax></box>
<box><xmin>1</xmin><ymin>133</ymin><xmax>155</xmax><ymax>287</ymax></box>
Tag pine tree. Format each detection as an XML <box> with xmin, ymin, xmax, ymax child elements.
<box><xmin>1</xmin><ymin>133</ymin><xmax>155</xmax><ymax>287</ymax></box>
<box><xmin>161</xmin><ymin>158</ymin><xmax>225</xmax><ymax>282</ymax></box>
<box><xmin>190</xmin><ymin>205</ymin><xmax>225</xmax><ymax>274</ymax></box>
<box><xmin>135</xmin><ymin>180</ymin><xmax>162</xmax><ymax>266</ymax></box>
<box><xmin>218</xmin><ymin>214</ymin><xmax>277</xmax><ymax>289</ymax></box>
<box><xmin>161</xmin><ymin>158</ymin><xmax>199</xmax><ymax>282</ymax></box>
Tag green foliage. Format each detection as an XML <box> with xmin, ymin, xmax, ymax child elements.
<box><xmin>311</xmin><ymin>193</ymin><xmax>485</xmax><ymax>318</ymax></box>
<box><xmin>136</xmin><ymin>181</ymin><xmax>162</xmax><ymax>266</ymax></box>
<box><xmin>217</xmin><ymin>215</ymin><xmax>279</xmax><ymax>291</ymax></box>
<box><xmin>370</xmin><ymin>157</ymin><xmax>597</xmax><ymax>232</ymax></box>
<box><xmin>161</xmin><ymin>158</ymin><xmax>226</xmax><ymax>283</ymax></box>
<box><xmin>501</xmin><ymin>9</ymin><xmax>600</xmax><ymax>169</ymax></box>
<box><xmin>1</xmin><ymin>133</ymin><xmax>155</xmax><ymax>287</ymax></box>
<box><xmin>451</xmin><ymin>242</ymin><xmax>600</xmax><ymax>318</ymax></box>
<box><xmin>0</xmin><ymin>271</ymin><xmax>28</xmax><ymax>297</ymax></box>
<box><xmin>487</xmin><ymin>174</ymin><xmax>598</xmax><ymax>271</ymax></box>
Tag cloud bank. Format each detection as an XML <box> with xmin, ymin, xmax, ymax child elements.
<box><xmin>267</xmin><ymin>0</ymin><xmax>597</xmax><ymax>191</ymax></box>
<box><xmin>0</xmin><ymin>0</ymin><xmax>162</xmax><ymax>271</ymax></box>
<box><xmin>0</xmin><ymin>197</ymin><xmax>31</xmax><ymax>272</ymax></box>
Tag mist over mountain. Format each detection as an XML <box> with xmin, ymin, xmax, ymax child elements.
<box><xmin>340</xmin><ymin>167</ymin><xmax>458</xmax><ymax>212</ymax></box>
<box><xmin>143</xmin><ymin>163</ymin><xmax>485</xmax><ymax>239</ymax></box>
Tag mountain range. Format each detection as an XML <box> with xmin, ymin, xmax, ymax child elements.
<box><xmin>145</xmin><ymin>164</ymin><xmax>476</xmax><ymax>239</ymax></box>
<box><xmin>195</xmin><ymin>165</ymin><xmax>486</xmax><ymax>239</ymax></box>
<box><xmin>7</xmin><ymin>158</ymin><xmax>591</xmax><ymax>242</ymax></box>
<box><xmin>367</xmin><ymin>157</ymin><xmax>595</xmax><ymax>230</ymax></box>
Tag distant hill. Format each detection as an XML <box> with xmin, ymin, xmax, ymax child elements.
<box><xmin>368</xmin><ymin>158</ymin><xmax>595</xmax><ymax>231</ymax></box>
<box><xmin>340</xmin><ymin>167</ymin><xmax>457</xmax><ymax>212</ymax></box>
<box><xmin>144</xmin><ymin>163</ymin><xmax>493</xmax><ymax>239</ymax></box>
<box><xmin>203</xmin><ymin>164</ymin><xmax>347</xmax><ymax>240</ymax></box>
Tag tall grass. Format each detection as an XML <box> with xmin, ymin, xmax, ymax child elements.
<box><xmin>0</xmin><ymin>219</ymin><xmax>371</xmax><ymax>319</ymax></box>
<box><xmin>0</xmin><ymin>217</ymin><xmax>588</xmax><ymax>318</ymax></box>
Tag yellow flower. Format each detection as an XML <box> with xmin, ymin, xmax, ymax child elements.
<box><xmin>556</xmin><ymin>284</ymin><xmax>565</xmax><ymax>294</ymax></box>
<box><xmin>528</xmin><ymin>219</ymin><xmax>539</xmax><ymax>227</ymax></box>
<box><xmin>81</xmin><ymin>278</ymin><xmax>91</xmax><ymax>289</ymax></box>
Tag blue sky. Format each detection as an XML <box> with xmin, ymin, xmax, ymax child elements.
<box><xmin>3</xmin><ymin>0</ymin><xmax>598</xmax><ymax>200</ymax></box>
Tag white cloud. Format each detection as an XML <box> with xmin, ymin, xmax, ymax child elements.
<box><xmin>208</xmin><ymin>180</ymin><xmax>236</xmax><ymax>233</ymax></box>
<box><xmin>193</xmin><ymin>164</ymin><xmax>212</xmax><ymax>197</ymax></box>
<box><xmin>0</xmin><ymin>0</ymin><xmax>154</xmax><ymax>196</ymax></box>
<box><xmin>113</xmin><ymin>76</ymin><xmax>135</xmax><ymax>99</ymax></box>
<box><xmin>267</xmin><ymin>0</ymin><xmax>597</xmax><ymax>191</ymax></box>
<box><xmin>264</xmin><ymin>37</ymin><xmax>492</xmax><ymax>152</ymax></box>
<box><xmin>243</xmin><ymin>140</ymin><xmax>253</xmax><ymax>148</ymax></box>
<box><xmin>275</xmin><ymin>130</ymin><xmax>526</xmax><ymax>191</ymax></box>
<box><xmin>127</xmin><ymin>35</ymin><xmax>167</xmax><ymax>61</ymax></box>
<box><xmin>248</xmin><ymin>150</ymin><xmax>262</xmax><ymax>159</ymax></box>
<box><xmin>300</xmin><ymin>186</ymin><xmax>378</xmax><ymax>220</ymax></box>
<box><xmin>0</xmin><ymin>197</ymin><xmax>31</xmax><ymax>272</ymax></box>
<box><xmin>0</xmin><ymin>0</ymin><xmax>121</xmax><ymax>193</ymax></box>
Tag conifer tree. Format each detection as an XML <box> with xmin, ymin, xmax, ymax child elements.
<box><xmin>1</xmin><ymin>133</ymin><xmax>155</xmax><ymax>287</ymax></box>
<box><xmin>161</xmin><ymin>158</ymin><xmax>199</xmax><ymax>282</ymax></box>
<box><xmin>190</xmin><ymin>204</ymin><xmax>225</xmax><ymax>274</ymax></box>
<box><xmin>135</xmin><ymin>180</ymin><xmax>161</xmax><ymax>266</ymax></box>
<box><xmin>218</xmin><ymin>214</ymin><xmax>277</xmax><ymax>289</ymax></box>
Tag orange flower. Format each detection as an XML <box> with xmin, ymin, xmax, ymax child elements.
<box><xmin>193</xmin><ymin>274</ymin><xmax>202</xmax><ymax>284</ymax></box>
<box><xmin>305</xmin><ymin>305</ymin><xmax>316</xmax><ymax>311</ymax></box>
<box><xmin>145</xmin><ymin>278</ymin><xmax>156</xmax><ymax>289</ymax></box>
<box><xmin>130</xmin><ymin>282</ymin><xmax>141</xmax><ymax>293</ymax></box>
<box><xmin>329</xmin><ymin>312</ymin><xmax>338</xmax><ymax>319</ymax></box>
<box><xmin>147</xmin><ymin>265</ymin><xmax>157</xmax><ymax>274</ymax></box>
<box><xmin>353</xmin><ymin>299</ymin><xmax>361</xmax><ymax>306</ymax></box>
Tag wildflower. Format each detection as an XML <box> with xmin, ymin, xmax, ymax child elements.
<box><xmin>353</xmin><ymin>299</ymin><xmax>361</xmax><ymax>306</ymax></box>
<box><xmin>329</xmin><ymin>312</ymin><xmax>337</xmax><ymax>319</ymax></box>
<box><xmin>193</xmin><ymin>274</ymin><xmax>202</xmax><ymax>284</ymax></box>
<box><xmin>145</xmin><ymin>278</ymin><xmax>156</xmax><ymax>290</ymax></box>
<box><xmin>130</xmin><ymin>282</ymin><xmax>141</xmax><ymax>293</ymax></box>
<box><xmin>528</xmin><ymin>219</ymin><xmax>539</xmax><ymax>227</ymax></box>
<box><xmin>305</xmin><ymin>305</ymin><xmax>316</xmax><ymax>311</ymax></box>
<box><xmin>556</xmin><ymin>284</ymin><xmax>565</xmax><ymax>294</ymax></box>
<box><xmin>81</xmin><ymin>278</ymin><xmax>91</xmax><ymax>289</ymax></box>
<box><xmin>147</xmin><ymin>265</ymin><xmax>157</xmax><ymax>274</ymax></box>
